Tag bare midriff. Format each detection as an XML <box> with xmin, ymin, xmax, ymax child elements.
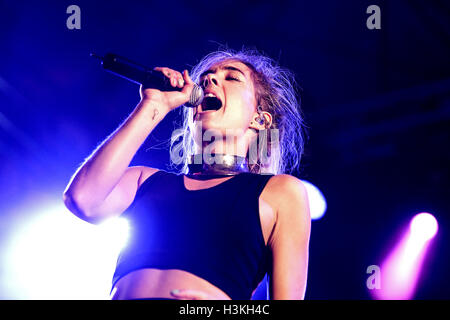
<box><xmin>111</xmin><ymin>268</ymin><xmax>232</xmax><ymax>300</ymax></box>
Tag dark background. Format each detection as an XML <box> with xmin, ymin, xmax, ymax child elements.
<box><xmin>0</xmin><ymin>0</ymin><xmax>449</xmax><ymax>299</ymax></box>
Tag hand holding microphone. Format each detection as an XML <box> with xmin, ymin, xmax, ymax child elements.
<box><xmin>139</xmin><ymin>68</ymin><xmax>197</xmax><ymax>113</ymax></box>
<box><xmin>91</xmin><ymin>53</ymin><xmax>204</xmax><ymax>112</ymax></box>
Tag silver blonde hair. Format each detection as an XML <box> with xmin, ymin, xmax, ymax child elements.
<box><xmin>170</xmin><ymin>48</ymin><xmax>306</xmax><ymax>175</ymax></box>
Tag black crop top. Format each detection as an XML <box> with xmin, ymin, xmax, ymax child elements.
<box><xmin>112</xmin><ymin>170</ymin><xmax>274</xmax><ymax>300</ymax></box>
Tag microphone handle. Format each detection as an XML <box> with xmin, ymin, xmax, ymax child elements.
<box><xmin>91</xmin><ymin>53</ymin><xmax>202</xmax><ymax>107</ymax></box>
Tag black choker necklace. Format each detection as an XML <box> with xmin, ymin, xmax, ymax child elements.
<box><xmin>187</xmin><ymin>154</ymin><xmax>250</xmax><ymax>178</ymax></box>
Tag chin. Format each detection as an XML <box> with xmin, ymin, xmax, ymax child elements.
<box><xmin>194</xmin><ymin>116</ymin><xmax>247</xmax><ymax>136</ymax></box>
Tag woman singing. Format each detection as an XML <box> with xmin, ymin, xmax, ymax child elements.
<box><xmin>63</xmin><ymin>49</ymin><xmax>311</xmax><ymax>300</ymax></box>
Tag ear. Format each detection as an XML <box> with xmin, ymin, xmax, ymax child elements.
<box><xmin>249</xmin><ymin>111</ymin><xmax>273</xmax><ymax>131</ymax></box>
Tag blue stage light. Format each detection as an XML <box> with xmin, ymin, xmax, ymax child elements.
<box><xmin>302</xmin><ymin>180</ymin><xmax>327</xmax><ymax>220</ymax></box>
<box><xmin>4</xmin><ymin>203</ymin><xmax>129</xmax><ymax>299</ymax></box>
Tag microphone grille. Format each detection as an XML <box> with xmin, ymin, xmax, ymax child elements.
<box><xmin>186</xmin><ymin>84</ymin><xmax>204</xmax><ymax>107</ymax></box>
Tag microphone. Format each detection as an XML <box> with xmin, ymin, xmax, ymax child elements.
<box><xmin>90</xmin><ymin>52</ymin><xmax>204</xmax><ymax>107</ymax></box>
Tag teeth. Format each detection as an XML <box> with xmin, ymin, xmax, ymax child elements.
<box><xmin>205</xmin><ymin>93</ymin><xmax>217</xmax><ymax>98</ymax></box>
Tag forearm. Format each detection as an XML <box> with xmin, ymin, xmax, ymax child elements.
<box><xmin>63</xmin><ymin>100</ymin><xmax>167</xmax><ymax>209</ymax></box>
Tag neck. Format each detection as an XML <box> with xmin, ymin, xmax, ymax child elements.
<box><xmin>187</xmin><ymin>153</ymin><xmax>250</xmax><ymax>177</ymax></box>
<box><xmin>188</xmin><ymin>129</ymin><xmax>256</xmax><ymax>177</ymax></box>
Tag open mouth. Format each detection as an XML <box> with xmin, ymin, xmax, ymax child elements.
<box><xmin>201</xmin><ymin>93</ymin><xmax>222</xmax><ymax>112</ymax></box>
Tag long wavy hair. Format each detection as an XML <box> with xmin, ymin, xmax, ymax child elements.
<box><xmin>169</xmin><ymin>48</ymin><xmax>306</xmax><ymax>175</ymax></box>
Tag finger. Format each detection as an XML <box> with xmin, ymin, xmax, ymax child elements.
<box><xmin>171</xmin><ymin>74</ymin><xmax>184</xmax><ymax>88</ymax></box>
<box><xmin>154</xmin><ymin>67</ymin><xmax>176</xmax><ymax>79</ymax></box>
<box><xmin>170</xmin><ymin>76</ymin><xmax>177</xmax><ymax>87</ymax></box>
<box><xmin>170</xmin><ymin>289</ymin><xmax>209</xmax><ymax>300</ymax></box>
<box><xmin>164</xmin><ymin>70</ymin><xmax>182</xmax><ymax>88</ymax></box>
<box><xmin>154</xmin><ymin>67</ymin><xmax>171</xmax><ymax>78</ymax></box>
<box><xmin>177</xmin><ymin>76</ymin><xmax>185</xmax><ymax>88</ymax></box>
<box><xmin>171</xmin><ymin>70</ymin><xmax>184</xmax><ymax>88</ymax></box>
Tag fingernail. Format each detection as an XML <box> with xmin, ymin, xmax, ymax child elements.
<box><xmin>178</xmin><ymin>79</ymin><xmax>184</xmax><ymax>87</ymax></box>
<box><xmin>171</xmin><ymin>289</ymin><xmax>180</xmax><ymax>295</ymax></box>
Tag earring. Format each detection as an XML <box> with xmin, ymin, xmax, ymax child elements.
<box><xmin>256</xmin><ymin>116</ymin><xmax>265</xmax><ymax>125</ymax></box>
<box><xmin>256</xmin><ymin>105</ymin><xmax>265</xmax><ymax>125</ymax></box>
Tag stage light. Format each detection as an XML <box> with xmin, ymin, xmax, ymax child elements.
<box><xmin>302</xmin><ymin>180</ymin><xmax>327</xmax><ymax>220</ymax></box>
<box><xmin>4</xmin><ymin>203</ymin><xmax>129</xmax><ymax>299</ymax></box>
<box><xmin>371</xmin><ymin>212</ymin><xmax>438</xmax><ymax>300</ymax></box>
<box><xmin>410</xmin><ymin>212</ymin><xmax>438</xmax><ymax>242</ymax></box>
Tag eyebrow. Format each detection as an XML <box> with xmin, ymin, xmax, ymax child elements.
<box><xmin>200</xmin><ymin>65</ymin><xmax>246</xmax><ymax>79</ymax></box>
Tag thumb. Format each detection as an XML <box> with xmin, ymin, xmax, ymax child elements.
<box><xmin>181</xmin><ymin>70</ymin><xmax>195</xmax><ymax>95</ymax></box>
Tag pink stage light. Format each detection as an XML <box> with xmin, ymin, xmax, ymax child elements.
<box><xmin>372</xmin><ymin>212</ymin><xmax>438</xmax><ymax>300</ymax></box>
<box><xmin>410</xmin><ymin>213</ymin><xmax>438</xmax><ymax>242</ymax></box>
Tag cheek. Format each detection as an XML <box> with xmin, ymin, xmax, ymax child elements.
<box><xmin>225</xmin><ymin>106</ymin><xmax>254</xmax><ymax>131</ymax></box>
<box><xmin>241</xmin><ymin>89</ymin><xmax>257</xmax><ymax>120</ymax></box>
<box><xmin>236</xmin><ymin>82</ymin><xmax>256</xmax><ymax>105</ymax></box>
<box><xmin>243</xmin><ymin>90</ymin><xmax>256</xmax><ymax>108</ymax></box>
<box><xmin>228</xmin><ymin>92</ymin><xmax>253</xmax><ymax>116</ymax></box>
<box><xmin>223</xmin><ymin>84</ymin><xmax>257</xmax><ymax>127</ymax></box>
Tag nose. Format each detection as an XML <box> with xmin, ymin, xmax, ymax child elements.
<box><xmin>201</xmin><ymin>74</ymin><xmax>219</xmax><ymax>88</ymax></box>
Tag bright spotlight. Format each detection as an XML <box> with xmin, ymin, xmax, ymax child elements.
<box><xmin>302</xmin><ymin>180</ymin><xmax>327</xmax><ymax>220</ymax></box>
<box><xmin>4</xmin><ymin>203</ymin><xmax>129</xmax><ymax>299</ymax></box>
<box><xmin>371</xmin><ymin>212</ymin><xmax>438</xmax><ymax>300</ymax></box>
<box><xmin>410</xmin><ymin>212</ymin><xmax>438</xmax><ymax>242</ymax></box>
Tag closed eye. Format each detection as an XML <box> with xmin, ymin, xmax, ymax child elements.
<box><xmin>226</xmin><ymin>76</ymin><xmax>240</xmax><ymax>81</ymax></box>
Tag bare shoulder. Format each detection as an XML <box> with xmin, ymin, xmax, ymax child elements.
<box><xmin>131</xmin><ymin>166</ymin><xmax>160</xmax><ymax>188</ymax></box>
<box><xmin>264</xmin><ymin>174</ymin><xmax>308</xmax><ymax>201</ymax></box>
<box><xmin>262</xmin><ymin>174</ymin><xmax>310</xmax><ymax>221</ymax></box>
<box><xmin>139</xmin><ymin>166</ymin><xmax>159</xmax><ymax>185</ymax></box>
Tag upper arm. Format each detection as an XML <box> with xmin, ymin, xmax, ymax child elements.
<box><xmin>73</xmin><ymin>166</ymin><xmax>158</xmax><ymax>224</ymax></box>
<box><xmin>268</xmin><ymin>174</ymin><xmax>311</xmax><ymax>300</ymax></box>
